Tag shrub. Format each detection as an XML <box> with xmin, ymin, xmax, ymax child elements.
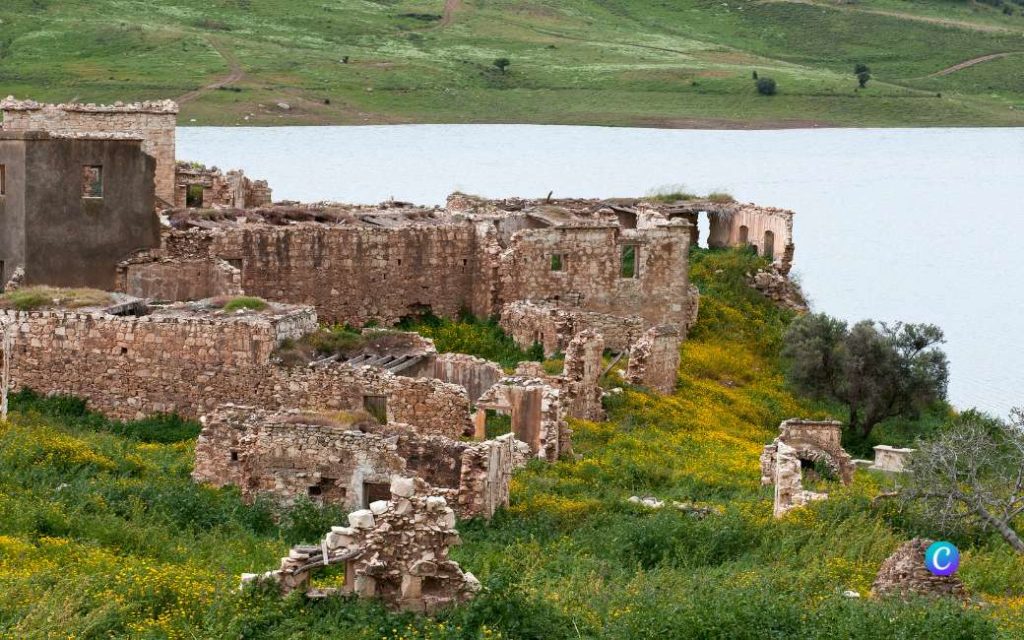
<box><xmin>755</xmin><ymin>77</ymin><xmax>777</xmax><ymax>95</ymax></box>
<box><xmin>493</xmin><ymin>57</ymin><xmax>511</xmax><ymax>73</ymax></box>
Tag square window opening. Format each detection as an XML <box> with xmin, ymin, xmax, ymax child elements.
<box><xmin>186</xmin><ymin>184</ymin><xmax>204</xmax><ymax>208</ymax></box>
<box><xmin>620</xmin><ymin>245</ymin><xmax>637</xmax><ymax>278</ymax></box>
<box><xmin>82</xmin><ymin>165</ymin><xmax>103</xmax><ymax>198</ymax></box>
<box><xmin>550</xmin><ymin>254</ymin><xmax>564</xmax><ymax>272</ymax></box>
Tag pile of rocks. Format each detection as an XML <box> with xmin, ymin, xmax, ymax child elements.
<box><xmin>872</xmin><ymin>538</ymin><xmax>967</xmax><ymax>601</ymax></box>
<box><xmin>748</xmin><ymin>266</ymin><xmax>808</xmax><ymax>313</ymax></box>
<box><xmin>243</xmin><ymin>476</ymin><xmax>481</xmax><ymax>612</ymax></box>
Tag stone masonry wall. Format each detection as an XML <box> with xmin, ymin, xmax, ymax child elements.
<box><xmin>195</xmin><ymin>406</ymin><xmax>526</xmax><ymax>519</ymax></box>
<box><xmin>2</xmin><ymin>309</ymin><xmax>470</xmax><ymax>434</ymax></box>
<box><xmin>499</xmin><ymin>301</ymin><xmax>644</xmax><ymax>355</ymax></box>
<box><xmin>625</xmin><ymin>325</ymin><xmax>681</xmax><ymax>394</ymax></box>
<box><xmin>431</xmin><ymin>353</ymin><xmax>505</xmax><ymax>404</ymax></box>
<box><xmin>1</xmin><ymin>98</ymin><xmax>178</xmax><ymax>205</ymax></box>
<box><xmin>208</xmin><ymin>224</ymin><xmax>481</xmax><ymax>326</ymax></box>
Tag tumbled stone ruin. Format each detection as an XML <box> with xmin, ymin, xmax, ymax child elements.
<box><xmin>194</xmin><ymin>405</ymin><xmax>529</xmax><ymax>519</ymax></box>
<box><xmin>872</xmin><ymin>538</ymin><xmax>967</xmax><ymax>601</ymax></box>
<box><xmin>625</xmin><ymin>324</ymin><xmax>682</xmax><ymax>394</ymax></box>
<box><xmin>760</xmin><ymin>419</ymin><xmax>855</xmax><ymax>486</ymax></box>
<box><xmin>243</xmin><ymin>476</ymin><xmax>481</xmax><ymax>612</ymax></box>
<box><xmin>761</xmin><ymin>419</ymin><xmax>855</xmax><ymax>518</ymax></box>
<box><xmin>174</xmin><ymin>161</ymin><xmax>272</xmax><ymax>209</ymax></box>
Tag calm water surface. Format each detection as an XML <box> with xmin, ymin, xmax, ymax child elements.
<box><xmin>179</xmin><ymin>125</ymin><xmax>1024</xmax><ymax>418</ymax></box>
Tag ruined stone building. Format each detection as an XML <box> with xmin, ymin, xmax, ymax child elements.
<box><xmin>174</xmin><ymin>161</ymin><xmax>272</xmax><ymax>209</ymax></box>
<box><xmin>2</xmin><ymin>97</ymin><xmax>178</xmax><ymax>205</ymax></box>
<box><xmin>194</xmin><ymin>405</ymin><xmax>529</xmax><ymax>519</ymax></box>
<box><xmin>0</xmin><ymin>130</ymin><xmax>160</xmax><ymax>289</ymax></box>
<box><xmin>245</xmin><ymin>476</ymin><xmax>481</xmax><ymax>612</ymax></box>
<box><xmin>760</xmin><ymin>419</ymin><xmax>855</xmax><ymax>517</ymax></box>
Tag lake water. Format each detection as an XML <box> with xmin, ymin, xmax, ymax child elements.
<box><xmin>178</xmin><ymin>125</ymin><xmax>1024</xmax><ymax>418</ymax></box>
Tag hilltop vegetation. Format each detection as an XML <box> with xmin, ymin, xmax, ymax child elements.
<box><xmin>1</xmin><ymin>0</ymin><xmax>1023</xmax><ymax>127</ymax></box>
<box><xmin>1</xmin><ymin>248</ymin><xmax>1023</xmax><ymax>638</ymax></box>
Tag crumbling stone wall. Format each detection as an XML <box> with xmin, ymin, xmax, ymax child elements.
<box><xmin>625</xmin><ymin>325</ymin><xmax>681</xmax><ymax>394</ymax></box>
<box><xmin>2</xmin><ymin>308</ymin><xmax>470</xmax><ymax>434</ymax></box>
<box><xmin>664</xmin><ymin>201</ymin><xmax>795</xmax><ymax>274</ymax></box>
<box><xmin>772</xmin><ymin>441</ymin><xmax>828</xmax><ymax>518</ymax></box>
<box><xmin>475</xmin><ymin>378</ymin><xmax>569</xmax><ymax>462</ymax></box>
<box><xmin>174</xmin><ymin>162</ymin><xmax>271</xmax><ymax>209</ymax></box>
<box><xmin>560</xmin><ymin>330</ymin><xmax>605</xmax><ymax>420</ymax></box>
<box><xmin>760</xmin><ymin>419</ymin><xmax>855</xmax><ymax>486</ymax></box>
<box><xmin>208</xmin><ymin>222</ymin><xmax>482</xmax><ymax>326</ymax></box>
<box><xmin>431</xmin><ymin>353</ymin><xmax>505</xmax><ymax>403</ymax></box>
<box><xmin>1</xmin><ymin>97</ymin><xmax>178</xmax><ymax>205</ymax></box>
<box><xmin>194</xmin><ymin>406</ymin><xmax>527</xmax><ymax>519</ymax></box>
<box><xmin>872</xmin><ymin>538</ymin><xmax>967</xmax><ymax>600</ymax></box>
<box><xmin>116</xmin><ymin>256</ymin><xmax>242</xmax><ymax>301</ymax></box>
<box><xmin>244</xmin><ymin>476</ymin><xmax>481</xmax><ymax>612</ymax></box>
<box><xmin>498</xmin><ymin>222</ymin><xmax>692</xmax><ymax>331</ymax></box>
<box><xmin>499</xmin><ymin>300</ymin><xmax>644</xmax><ymax>354</ymax></box>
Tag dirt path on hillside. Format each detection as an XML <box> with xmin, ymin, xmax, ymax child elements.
<box><xmin>177</xmin><ymin>38</ymin><xmax>245</xmax><ymax>105</ymax></box>
<box><xmin>440</xmin><ymin>0</ymin><xmax>463</xmax><ymax>27</ymax></box>
<box><xmin>761</xmin><ymin>0</ymin><xmax>1021</xmax><ymax>34</ymax></box>
<box><xmin>928</xmin><ymin>52</ymin><xmax>1020</xmax><ymax>77</ymax></box>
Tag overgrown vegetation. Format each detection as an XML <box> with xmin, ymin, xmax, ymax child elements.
<box><xmin>219</xmin><ymin>295</ymin><xmax>269</xmax><ymax>312</ymax></box>
<box><xmin>3</xmin><ymin>0</ymin><xmax>1023</xmax><ymax>127</ymax></box>
<box><xmin>0</xmin><ymin>286</ymin><xmax>113</xmax><ymax>311</ymax></box>
<box><xmin>0</xmin><ymin>249</ymin><xmax>1022</xmax><ymax>637</ymax></box>
<box><xmin>398</xmin><ymin>310</ymin><xmax>543</xmax><ymax>371</ymax></box>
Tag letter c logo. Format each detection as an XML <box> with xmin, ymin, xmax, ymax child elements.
<box><xmin>924</xmin><ymin>541</ymin><xmax>960</xmax><ymax>576</ymax></box>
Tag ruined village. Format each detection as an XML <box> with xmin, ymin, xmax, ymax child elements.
<box><xmin>0</xmin><ymin>96</ymin><xmax>969</xmax><ymax>617</ymax></box>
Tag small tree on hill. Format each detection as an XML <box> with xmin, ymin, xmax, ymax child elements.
<box><xmin>901</xmin><ymin>408</ymin><xmax>1024</xmax><ymax>554</ymax></box>
<box><xmin>854</xmin><ymin>63</ymin><xmax>871</xmax><ymax>88</ymax></box>
<box><xmin>493</xmin><ymin>57</ymin><xmax>511</xmax><ymax>74</ymax></box>
<box><xmin>782</xmin><ymin>313</ymin><xmax>949</xmax><ymax>439</ymax></box>
<box><xmin>755</xmin><ymin>77</ymin><xmax>777</xmax><ymax>96</ymax></box>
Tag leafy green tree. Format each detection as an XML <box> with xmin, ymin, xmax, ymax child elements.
<box><xmin>782</xmin><ymin>313</ymin><xmax>949</xmax><ymax>438</ymax></box>
<box><xmin>854</xmin><ymin>63</ymin><xmax>871</xmax><ymax>88</ymax></box>
<box><xmin>493</xmin><ymin>57</ymin><xmax>511</xmax><ymax>74</ymax></box>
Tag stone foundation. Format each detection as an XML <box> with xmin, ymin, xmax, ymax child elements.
<box><xmin>870</xmin><ymin>445</ymin><xmax>915</xmax><ymax>473</ymax></box>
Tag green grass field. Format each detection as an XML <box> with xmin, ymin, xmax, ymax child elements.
<box><xmin>1</xmin><ymin>0</ymin><xmax>1023</xmax><ymax>127</ymax></box>
<box><xmin>1</xmin><ymin>248</ymin><xmax>1023</xmax><ymax>638</ymax></box>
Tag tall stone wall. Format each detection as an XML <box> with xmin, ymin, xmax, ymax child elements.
<box><xmin>2</xmin><ymin>308</ymin><xmax>470</xmax><ymax>434</ymax></box>
<box><xmin>1</xmin><ymin>98</ymin><xmax>178</xmax><ymax>205</ymax></box>
<box><xmin>498</xmin><ymin>223</ymin><xmax>691</xmax><ymax>330</ymax></box>
<box><xmin>207</xmin><ymin>224</ymin><xmax>482</xmax><ymax>326</ymax></box>
<box><xmin>499</xmin><ymin>301</ymin><xmax>644</xmax><ymax>355</ymax></box>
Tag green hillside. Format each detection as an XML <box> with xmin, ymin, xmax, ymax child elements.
<box><xmin>1</xmin><ymin>249</ymin><xmax>1023</xmax><ymax>638</ymax></box>
<box><xmin>1</xmin><ymin>0</ymin><xmax>1023</xmax><ymax>127</ymax></box>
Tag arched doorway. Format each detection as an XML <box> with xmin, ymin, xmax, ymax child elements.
<box><xmin>763</xmin><ymin>230</ymin><xmax>775</xmax><ymax>259</ymax></box>
<box><xmin>738</xmin><ymin>225</ymin><xmax>749</xmax><ymax>245</ymax></box>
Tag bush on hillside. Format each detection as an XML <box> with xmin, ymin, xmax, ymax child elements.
<box><xmin>756</xmin><ymin>77</ymin><xmax>777</xmax><ymax>96</ymax></box>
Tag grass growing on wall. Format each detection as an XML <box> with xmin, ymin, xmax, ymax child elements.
<box><xmin>0</xmin><ymin>249</ymin><xmax>1022</xmax><ymax>637</ymax></box>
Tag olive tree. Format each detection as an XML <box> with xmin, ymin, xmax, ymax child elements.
<box><xmin>782</xmin><ymin>313</ymin><xmax>949</xmax><ymax>438</ymax></box>
<box><xmin>900</xmin><ymin>409</ymin><xmax>1024</xmax><ymax>553</ymax></box>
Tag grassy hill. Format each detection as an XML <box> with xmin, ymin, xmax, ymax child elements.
<box><xmin>1</xmin><ymin>248</ymin><xmax>1023</xmax><ymax>638</ymax></box>
<box><xmin>1</xmin><ymin>0</ymin><xmax>1023</xmax><ymax>127</ymax></box>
